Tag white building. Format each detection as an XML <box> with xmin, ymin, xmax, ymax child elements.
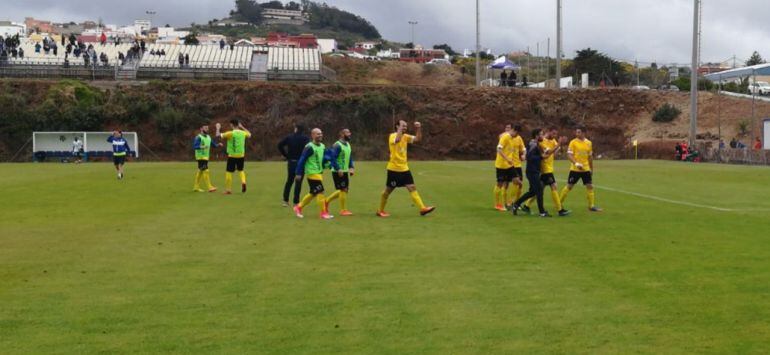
<box><xmin>157</xmin><ymin>27</ymin><xmax>189</xmax><ymax>40</ymax></box>
<box><xmin>355</xmin><ymin>41</ymin><xmax>379</xmax><ymax>50</ymax></box>
<box><xmin>317</xmin><ymin>38</ymin><xmax>337</xmax><ymax>54</ymax></box>
<box><xmin>262</xmin><ymin>8</ymin><xmax>308</xmax><ymax>22</ymax></box>
<box><xmin>134</xmin><ymin>19</ymin><xmax>151</xmax><ymax>34</ymax></box>
<box><xmin>0</xmin><ymin>21</ymin><xmax>27</xmax><ymax>38</ymax></box>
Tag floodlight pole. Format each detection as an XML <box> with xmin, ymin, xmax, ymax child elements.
<box><xmin>476</xmin><ymin>0</ymin><xmax>481</xmax><ymax>86</ymax></box>
<box><xmin>555</xmin><ymin>0</ymin><xmax>562</xmax><ymax>88</ymax></box>
<box><xmin>689</xmin><ymin>0</ymin><xmax>700</xmax><ymax>147</ymax></box>
<box><xmin>408</xmin><ymin>21</ymin><xmax>418</xmax><ymax>46</ymax></box>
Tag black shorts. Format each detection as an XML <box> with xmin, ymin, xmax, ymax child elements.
<box><xmin>540</xmin><ymin>173</ymin><xmax>556</xmax><ymax>186</ymax></box>
<box><xmin>308</xmin><ymin>179</ymin><xmax>325</xmax><ymax>195</ymax></box>
<box><xmin>568</xmin><ymin>171</ymin><xmax>593</xmax><ymax>186</ymax></box>
<box><xmin>386</xmin><ymin>170</ymin><xmax>415</xmax><ymax>188</ymax></box>
<box><xmin>197</xmin><ymin>160</ymin><xmax>209</xmax><ymax>171</ymax></box>
<box><xmin>333</xmin><ymin>172</ymin><xmax>350</xmax><ymax>190</ymax></box>
<box><xmin>113</xmin><ymin>155</ymin><xmax>126</xmax><ymax>166</ymax></box>
<box><xmin>513</xmin><ymin>167</ymin><xmax>523</xmax><ymax>179</ymax></box>
<box><xmin>496</xmin><ymin>168</ymin><xmax>515</xmax><ymax>183</ymax></box>
<box><xmin>226</xmin><ymin>157</ymin><xmax>245</xmax><ymax>172</ymax></box>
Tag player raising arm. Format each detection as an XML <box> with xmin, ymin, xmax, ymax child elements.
<box><xmin>216</xmin><ymin>119</ymin><xmax>251</xmax><ymax>195</ymax></box>
<box><xmin>377</xmin><ymin>120</ymin><xmax>435</xmax><ymax>218</ymax></box>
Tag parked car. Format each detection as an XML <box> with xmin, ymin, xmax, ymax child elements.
<box><xmin>658</xmin><ymin>84</ymin><xmax>680</xmax><ymax>92</ymax></box>
<box><xmin>426</xmin><ymin>58</ymin><xmax>451</xmax><ymax>66</ymax></box>
<box><xmin>749</xmin><ymin>82</ymin><xmax>770</xmax><ymax>96</ymax></box>
<box><xmin>631</xmin><ymin>85</ymin><xmax>651</xmax><ymax>91</ymax></box>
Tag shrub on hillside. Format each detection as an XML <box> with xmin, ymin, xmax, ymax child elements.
<box><xmin>653</xmin><ymin>103</ymin><xmax>681</xmax><ymax>123</ymax></box>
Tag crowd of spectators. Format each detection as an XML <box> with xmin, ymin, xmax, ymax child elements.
<box><xmin>0</xmin><ymin>34</ymin><xmax>25</xmax><ymax>62</ymax></box>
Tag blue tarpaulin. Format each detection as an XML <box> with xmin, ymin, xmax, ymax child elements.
<box><xmin>488</xmin><ymin>56</ymin><xmax>521</xmax><ymax>70</ymax></box>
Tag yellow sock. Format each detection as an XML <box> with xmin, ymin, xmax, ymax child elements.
<box><xmin>493</xmin><ymin>186</ymin><xmax>501</xmax><ymax>206</ymax></box>
<box><xmin>551</xmin><ymin>190</ymin><xmax>563</xmax><ymax>211</ymax></box>
<box><xmin>203</xmin><ymin>170</ymin><xmax>213</xmax><ymax>189</ymax></box>
<box><xmin>587</xmin><ymin>190</ymin><xmax>596</xmax><ymax>208</ymax></box>
<box><xmin>194</xmin><ymin>171</ymin><xmax>202</xmax><ymax>190</ymax></box>
<box><xmin>560</xmin><ymin>186</ymin><xmax>571</xmax><ymax>204</ymax></box>
<box><xmin>410</xmin><ymin>191</ymin><xmax>426</xmax><ymax>210</ymax></box>
<box><xmin>525</xmin><ymin>197</ymin><xmax>534</xmax><ymax>208</ymax></box>
<box><xmin>379</xmin><ymin>192</ymin><xmax>389</xmax><ymax>212</ymax></box>
<box><xmin>225</xmin><ymin>172</ymin><xmax>233</xmax><ymax>191</ymax></box>
<box><xmin>316</xmin><ymin>194</ymin><xmax>326</xmax><ymax>212</ymax></box>
<box><xmin>299</xmin><ymin>194</ymin><xmax>314</xmax><ymax>208</ymax></box>
<box><xmin>340</xmin><ymin>191</ymin><xmax>348</xmax><ymax>211</ymax></box>
<box><xmin>238</xmin><ymin>171</ymin><xmax>246</xmax><ymax>184</ymax></box>
<box><xmin>327</xmin><ymin>190</ymin><xmax>341</xmax><ymax>204</ymax></box>
<box><xmin>514</xmin><ymin>184</ymin><xmax>523</xmax><ymax>202</ymax></box>
<box><xmin>506</xmin><ymin>185</ymin><xmax>517</xmax><ymax>206</ymax></box>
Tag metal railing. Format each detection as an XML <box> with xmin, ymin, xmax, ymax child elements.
<box><xmin>697</xmin><ymin>145</ymin><xmax>770</xmax><ymax>166</ymax></box>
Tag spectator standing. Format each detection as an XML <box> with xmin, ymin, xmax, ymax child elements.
<box><xmin>184</xmin><ymin>54</ymin><xmax>190</xmax><ymax>66</ymax></box>
<box><xmin>509</xmin><ymin>70</ymin><xmax>517</xmax><ymax>87</ymax></box>
<box><xmin>754</xmin><ymin>137</ymin><xmax>763</xmax><ymax>150</ymax></box>
<box><xmin>100</xmin><ymin>33</ymin><xmax>107</xmax><ymax>46</ymax></box>
<box><xmin>219</xmin><ymin>38</ymin><xmax>226</xmax><ymax>50</ymax></box>
<box><xmin>178</xmin><ymin>53</ymin><xmax>185</xmax><ymax>68</ymax></box>
<box><xmin>500</xmin><ymin>71</ymin><xmax>508</xmax><ymax>87</ymax></box>
<box><xmin>18</xmin><ymin>47</ymin><xmax>23</xmax><ymax>59</ymax></box>
<box><xmin>522</xmin><ymin>75</ymin><xmax>528</xmax><ymax>87</ymax></box>
<box><xmin>278</xmin><ymin>124</ymin><xmax>311</xmax><ymax>206</ymax></box>
<box><xmin>35</xmin><ymin>42</ymin><xmax>41</xmax><ymax>53</ymax></box>
<box><xmin>72</xmin><ymin>137</ymin><xmax>84</xmax><ymax>163</ymax></box>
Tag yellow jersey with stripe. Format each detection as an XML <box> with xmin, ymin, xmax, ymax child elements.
<box><xmin>568</xmin><ymin>138</ymin><xmax>593</xmax><ymax>172</ymax></box>
<box><xmin>387</xmin><ymin>133</ymin><xmax>415</xmax><ymax>172</ymax></box>
<box><xmin>495</xmin><ymin>133</ymin><xmax>526</xmax><ymax>169</ymax></box>
<box><xmin>540</xmin><ymin>138</ymin><xmax>559</xmax><ymax>174</ymax></box>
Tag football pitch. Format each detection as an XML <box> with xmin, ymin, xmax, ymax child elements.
<box><xmin>2</xmin><ymin>160</ymin><xmax>770</xmax><ymax>353</ymax></box>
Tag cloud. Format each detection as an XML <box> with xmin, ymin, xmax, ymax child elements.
<box><xmin>4</xmin><ymin>0</ymin><xmax>769</xmax><ymax>64</ymax></box>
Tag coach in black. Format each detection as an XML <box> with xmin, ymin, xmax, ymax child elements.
<box><xmin>278</xmin><ymin>124</ymin><xmax>311</xmax><ymax>207</ymax></box>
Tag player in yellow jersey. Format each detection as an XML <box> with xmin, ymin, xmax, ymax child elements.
<box><xmin>560</xmin><ymin>127</ymin><xmax>602</xmax><ymax>212</ymax></box>
<box><xmin>493</xmin><ymin>124</ymin><xmax>526</xmax><ymax>211</ymax></box>
<box><xmin>216</xmin><ymin>119</ymin><xmax>252</xmax><ymax>195</ymax></box>
<box><xmin>377</xmin><ymin>120</ymin><xmax>436</xmax><ymax>217</ymax></box>
<box><xmin>522</xmin><ymin>127</ymin><xmax>571</xmax><ymax>216</ymax></box>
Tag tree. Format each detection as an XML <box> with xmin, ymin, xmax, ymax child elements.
<box><xmin>746</xmin><ymin>51</ymin><xmax>765</xmax><ymax>66</ymax></box>
<box><xmin>261</xmin><ymin>1</ymin><xmax>285</xmax><ymax>9</ymax></box>
<box><xmin>433</xmin><ymin>43</ymin><xmax>456</xmax><ymax>56</ymax></box>
<box><xmin>305</xmin><ymin>1</ymin><xmax>381</xmax><ymax>39</ymax></box>
<box><xmin>182</xmin><ymin>32</ymin><xmax>200</xmax><ymax>45</ymax></box>
<box><xmin>286</xmin><ymin>1</ymin><xmax>302</xmax><ymax>10</ymax></box>
<box><xmin>404</xmin><ymin>42</ymin><xmax>414</xmax><ymax>49</ymax></box>
<box><xmin>234</xmin><ymin>0</ymin><xmax>264</xmax><ymax>24</ymax></box>
<box><xmin>566</xmin><ymin>47</ymin><xmax>631</xmax><ymax>86</ymax></box>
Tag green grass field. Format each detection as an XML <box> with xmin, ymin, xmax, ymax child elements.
<box><xmin>2</xmin><ymin>160</ymin><xmax>770</xmax><ymax>354</ymax></box>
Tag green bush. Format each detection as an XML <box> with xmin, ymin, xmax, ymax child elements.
<box><xmin>653</xmin><ymin>103</ymin><xmax>682</xmax><ymax>123</ymax></box>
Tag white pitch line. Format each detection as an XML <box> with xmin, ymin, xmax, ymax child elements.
<box><xmin>591</xmin><ymin>184</ymin><xmax>734</xmax><ymax>212</ymax></box>
<box><xmin>426</xmin><ymin>162</ymin><xmax>770</xmax><ymax>213</ymax></box>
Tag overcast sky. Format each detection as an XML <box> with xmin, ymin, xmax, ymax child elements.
<box><xmin>5</xmin><ymin>0</ymin><xmax>769</xmax><ymax>65</ymax></box>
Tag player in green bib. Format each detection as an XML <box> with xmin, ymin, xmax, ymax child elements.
<box><xmin>294</xmin><ymin>128</ymin><xmax>339</xmax><ymax>219</ymax></box>
<box><xmin>192</xmin><ymin>124</ymin><xmax>222</xmax><ymax>192</ymax></box>
<box><xmin>325</xmin><ymin>129</ymin><xmax>355</xmax><ymax>216</ymax></box>
<box><xmin>216</xmin><ymin>119</ymin><xmax>252</xmax><ymax>195</ymax></box>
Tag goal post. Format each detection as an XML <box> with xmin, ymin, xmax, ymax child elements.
<box><xmin>32</xmin><ymin>132</ymin><xmax>139</xmax><ymax>161</ymax></box>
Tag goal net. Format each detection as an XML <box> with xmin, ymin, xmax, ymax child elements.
<box><xmin>32</xmin><ymin>132</ymin><xmax>139</xmax><ymax>161</ymax></box>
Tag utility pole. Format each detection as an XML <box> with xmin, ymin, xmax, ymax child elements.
<box><xmin>408</xmin><ymin>21</ymin><xmax>418</xmax><ymax>46</ymax></box>
<box><xmin>476</xmin><ymin>0</ymin><xmax>481</xmax><ymax>86</ymax></box>
<box><xmin>635</xmin><ymin>60</ymin><xmax>640</xmax><ymax>86</ymax></box>
<box><xmin>689</xmin><ymin>0</ymin><xmax>701</xmax><ymax>147</ymax></box>
<box><xmin>555</xmin><ymin>0</ymin><xmax>563</xmax><ymax>88</ymax></box>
